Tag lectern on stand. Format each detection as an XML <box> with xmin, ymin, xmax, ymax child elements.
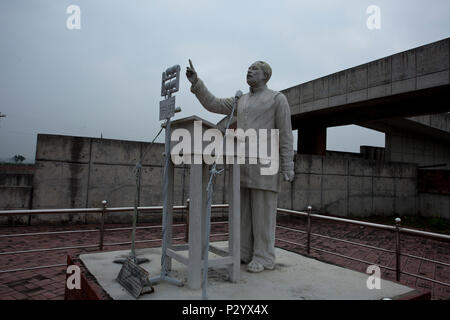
<box><xmin>163</xmin><ymin>116</ymin><xmax>240</xmax><ymax>289</ymax></box>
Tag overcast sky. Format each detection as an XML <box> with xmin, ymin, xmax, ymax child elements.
<box><xmin>1</xmin><ymin>0</ymin><xmax>449</xmax><ymax>162</ymax></box>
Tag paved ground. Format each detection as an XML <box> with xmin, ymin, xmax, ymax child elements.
<box><xmin>0</xmin><ymin>215</ymin><xmax>449</xmax><ymax>300</ymax></box>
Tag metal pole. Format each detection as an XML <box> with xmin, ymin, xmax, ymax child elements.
<box><xmin>99</xmin><ymin>200</ymin><xmax>107</xmax><ymax>251</ymax></box>
<box><xmin>131</xmin><ymin>164</ymin><xmax>144</xmax><ymax>261</ymax></box>
<box><xmin>185</xmin><ymin>198</ymin><xmax>190</xmax><ymax>243</ymax></box>
<box><xmin>112</xmin><ymin>165</ymin><xmax>149</xmax><ymax>264</ymax></box>
<box><xmin>307</xmin><ymin>206</ymin><xmax>312</xmax><ymax>255</ymax></box>
<box><xmin>161</xmin><ymin>116</ymin><xmax>171</xmax><ymax>274</ymax></box>
<box><xmin>130</xmin><ymin>168</ymin><xmax>140</xmax><ymax>259</ymax></box>
<box><xmin>202</xmin><ymin>174</ymin><xmax>214</xmax><ymax>300</ymax></box>
<box><xmin>149</xmin><ymin>93</ymin><xmax>183</xmax><ymax>287</ymax></box>
<box><xmin>395</xmin><ymin>217</ymin><xmax>401</xmax><ymax>282</ymax></box>
<box><xmin>136</xmin><ymin>162</ymin><xmax>142</xmax><ymax>224</ymax></box>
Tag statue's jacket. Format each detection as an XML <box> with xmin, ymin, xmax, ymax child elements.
<box><xmin>191</xmin><ymin>79</ymin><xmax>294</xmax><ymax>193</ymax></box>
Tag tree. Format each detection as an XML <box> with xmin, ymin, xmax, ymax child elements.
<box><xmin>13</xmin><ymin>155</ymin><xmax>26</xmax><ymax>163</ymax></box>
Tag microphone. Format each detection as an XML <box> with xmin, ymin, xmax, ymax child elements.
<box><xmin>224</xmin><ymin>90</ymin><xmax>242</xmax><ymax>130</ymax></box>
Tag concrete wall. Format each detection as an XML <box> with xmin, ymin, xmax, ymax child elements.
<box><xmin>282</xmin><ymin>38</ymin><xmax>450</xmax><ymax>117</ymax></box>
<box><xmin>30</xmin><ymin>134</ymin><xmax>230</xmax><ymax>224</ymax></box>
<box><xmin>2</xmin><ymin>134</ymin><xmax>447</xmax><ymax>225</ymax></box>
<box><xmin>418</xmin><ymin>170</ymin><xmax>450</xmax><ymax>194</ymax></box>
<box><xmin>33</xmin><ymin>134</ymin><xmax>173</xmax><ymax>224</ymax></box>
<box><xmin>418</xmin><ymin>193</ymin><xmax>450</xmax><ymax>219</ymax></box>
<box><xmin>408</xmin><ymin>113</ymin><xmax>450</xmax><ymax>134</ymax></box>
<box><xmin>0</xmin><ymin>164</ymin><xmax>34</xmax><ymax>225</ymax></box>
<box><xmin>417</xmin><ymin>170</ymin><xmax>450</xmax><ymax>219</ymax></box>
<box><xmin>278</xmin><ymin>155</ymin><xmax>419</xmax><ymax>218</ymax></box>
<box><xmin>385</xmin><ymin>130</ymin><xmax>450</xmax><ymax>168</ymax></box>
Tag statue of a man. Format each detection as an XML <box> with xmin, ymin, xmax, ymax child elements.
<box><xmin>186</xmin><ymin>60</ymin><xmax>295</xmax><ymax>273</ymax></box>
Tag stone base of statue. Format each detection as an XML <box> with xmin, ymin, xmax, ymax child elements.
<box><xmin>79</xmin><ymin>242</ymin><xmax>418</xmax><ymax>300</ymax></box>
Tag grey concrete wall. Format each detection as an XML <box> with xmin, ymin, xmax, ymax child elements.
<box><xmin>0</xmin><ymin>187</ymin><xmax>32</xmax><ymax>225</ymax></box>
<box><xmin>31</xmin><ymin>134</ymin><xmax>227</xmax><ymax>224</ymax></box>
<box><xmin>0</xmin><ymin>165</ymin><xmax>34</xmax><ymax>225</ymax></box>
<box><xmin>278</xmin><ymin>155</ymin><xmax>420</xmax><ymax>218</ymax></box>
<box><xmin>12</xmin><ymin>134</ymin><xmax>447</xmax><ymax>225</ymax></box>
<box><xmin>360</xmin><ymin>146</ymin><xmax>385</xmax><ymax>161</ymax></box>
<box><xmin>325</xmin><ymin>147</ymin><xmax>385</xmax><ymax>161</ymax></box>
<box><xmin>408</xmin><ymin>113</ymin><xmax>450</xmax><ymax>134</ymax></box>
<box><xmin>418</xmin><ymin>193</ymin><xmax>450</xmax><ymax>219</ymax></box>
<box><xmin>34</xmin><ymin>134</ymin><xmax>168</xmax><ymax>224</ymax></box>
<box><xmin>0</xmin><ymin>186</ymin><xmax>32</xmax><ymax>210</ymax></box>
<box><xmin>385</xmin><ymin>130</ymin><xmax>450</xmax><ymax>168</ymax></box>
<box><xmin>282</xmin><ymin>38</ymin><xmax>450</xmax><ymax>116</ymax></box>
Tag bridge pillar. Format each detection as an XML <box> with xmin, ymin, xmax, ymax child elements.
<box><xmin>297</xmin><ymin>126</ymin><xmax>327</xmax><ymax>156</ymax></box>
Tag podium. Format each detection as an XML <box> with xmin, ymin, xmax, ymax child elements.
<box><xmin>163</xmin><ymin>116</ymin><xmax>240</xmax><ymax>289</ymax></box>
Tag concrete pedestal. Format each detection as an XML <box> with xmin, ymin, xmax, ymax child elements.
<box><xmin>80</xmin><ymin>243</ymin><xmax>416</xmax><ymax>300</ymax></box>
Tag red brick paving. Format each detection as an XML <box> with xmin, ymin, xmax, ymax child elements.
<box><xmin>0</xmin><ymin>215</ymin><xmax>449</xmax><ymax>300</ymax></box>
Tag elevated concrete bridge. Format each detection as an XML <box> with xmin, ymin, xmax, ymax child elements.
<box><xmin>281</xmin><ymin>38</ymin><xmax>450</xmax><ymax>167</ymax></box>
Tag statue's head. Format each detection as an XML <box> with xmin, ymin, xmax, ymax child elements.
<box><xmin>246</xmin><ymin>61</ymin><xmax>272</xmax><ymax>87</ymax></box>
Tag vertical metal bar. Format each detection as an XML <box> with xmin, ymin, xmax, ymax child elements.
<box><xmin>229</xmin><ymin>162</ymin><xmax>240</xmax><ymax>283</ymax></box>
<box><xmin>100</xmin><ymin>200</ymin><xmax>107</xmax><ymax>251</ymax></box>
<box><xmin>395</xmin><ymin>217</ymin><xmax>401</xmax><ymax>281</ymax></box>
<box><xmin>160</xmin><ymin>115</ymin><xmax>172</xmax><ymax>274</ymax></box>
<box><xmin>130</xmin><ymin>164</ymin><xmax>142</xmax><ymax>259</ymax></box>
<box><xmin>181</xmin><ymin>165</ymin><xmax>186</xmax><ymax>217</ymax></box>
<box><xmin>149</xmin><ymin>82</ymin><xmax>183</xmax><ymax>287</ymax></box>
<box><xmin>131</xmin><ymin>196</ymin><xmax>138</xmax><ymax>260</ymax></box>
<box><xmin>307</xmin><ymin>206</ymin><xmax>312</xmax><ymax>255</ymax></box>
<box><xmin>185</xmin><ymin>198</ymin><xmax>190</xmax><ymax>243</ymax></box>
<box><xmin>136</xmin><ymin>161</ymin><xmax>142</xmax><ymax>224</ymax></box>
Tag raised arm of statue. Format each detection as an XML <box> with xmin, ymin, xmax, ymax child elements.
<box><xmin>186</xmin><ymin>59</ymin><xmax>236</xmax><ymax>116</ymax></box>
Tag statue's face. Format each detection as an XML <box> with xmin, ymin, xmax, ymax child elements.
<box><xmin>246</xmin><ymin>63</ymin><xmax>266</xmax><ymax>87</ymax></box>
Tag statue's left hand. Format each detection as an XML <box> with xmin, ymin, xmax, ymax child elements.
<box><xmin>283</xmin><ymin>170</ymin><xmax>295</xmax><ymax>182</ymax></box>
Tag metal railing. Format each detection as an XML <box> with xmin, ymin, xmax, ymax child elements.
<box><xmin>276</xmin><ymin>207</ymin><xmax>450</xmax><ymax>288</ymax></box>
<box><xmin>0</xmin><ymin>202</ymin><xmax>449</xmax><ymax>290</ymax></box>
<box><xmin>0</xmin><ymin>200</ymin><xmax>226</xmax><ymax>274</ymax></box>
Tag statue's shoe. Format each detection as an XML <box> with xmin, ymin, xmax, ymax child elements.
<box><xmin>264</xmin><ymin>263</ymin><xmax>275</xmax><ymax>270</ymax></box>
<box><xmin>246</xmin><ymin>260</ymin><xmax>264</xmax><ymax>273</ymax></box>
